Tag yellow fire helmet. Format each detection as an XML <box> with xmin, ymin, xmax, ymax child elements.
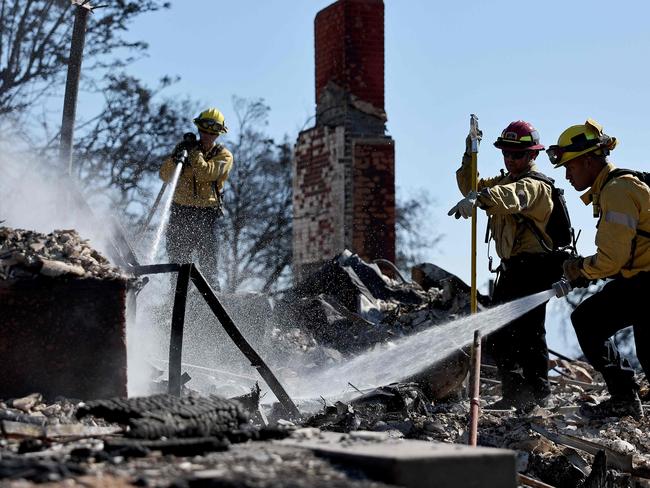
<box><xmin>547</xmin><ymin>118</ymin><xmax>617</xmax><ymax>167</ymax></box>
<box><xmin>193</xmin><ymin>108</ymin><xmax>228</xmax><ymax>135</ymax></box>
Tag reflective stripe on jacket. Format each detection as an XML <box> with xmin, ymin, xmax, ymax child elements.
<box><xmin>456</xmin><ymin>155</ymin><xmax>554</xmax><ymax>260</ymax></box>
<box><xmin>579</xmin><ymin>163</ymin><xmax>650</xmax><ymax>279</ymax></box>
<box><xmin>160</xmin><ymin>144</ymin><xmax>233</xmax><ymax>208</ymax></box>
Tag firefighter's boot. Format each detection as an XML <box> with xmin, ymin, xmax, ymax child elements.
<box><xmin>581</xmin><ymin>364</ymin><xmax>643</xmax><ymax>420</ymax></box>
<box><xmin>580</xmin><ymin>394</ymin><xmax>643</xmax><ymax>420</ymax></box>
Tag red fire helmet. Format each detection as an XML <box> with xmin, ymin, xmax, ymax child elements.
<box><xmin>493</xmin><ymin>120</ymin><xmax>545</xmax><ymax>151</ymax></box>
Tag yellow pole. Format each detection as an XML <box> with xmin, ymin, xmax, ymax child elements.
<box><xmin>469</xmin><ymin>114</ymin><xmax>480</xmax><ymax>314</ymax></box>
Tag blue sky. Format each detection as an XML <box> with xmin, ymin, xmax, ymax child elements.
<box><xmin>119</xmin><ymin>0</ymin><xmax>650</xmax><ymax>355</ymax></box>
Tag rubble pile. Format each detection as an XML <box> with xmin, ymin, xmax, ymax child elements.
<box><xmin>2</xmin><ymin>342</ymin><xmax>650</xmax><ymax>486</ymax></box>
<box><xmin>0</xmin><ymin>393</ymin><xmax>395</xmax><ymax>486</ymax></box>
<box><xmin>265</xmin><ymin>251</ymin><xmax>481</xmax><ymax>391</ymax></box>
<box><xmin>294</xmin><ymin>359</ymin><xmax>650</xmax><ymax>488</ymax></box>
<box><xmin>0</xmin><ymin>227</ymin><xmax>127</xmax><ymax>281</ymax></box>
<box><xmin>272</xmin><ymin>251</ymin><xmax>478</xmax><ymax>357</ymax></box>
<box><xmin>3</xmin><ymin>364</ymin><xmax>650</xmax><ymax>487</ymax></box>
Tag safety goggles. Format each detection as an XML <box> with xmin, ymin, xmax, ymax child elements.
<box><xmin>502</xmin><ymin>150</ymin><xmax>529</xmax><ymax>159</ymax></box>
<box><xmin>194</xmin><ymin>118</ymin><xmax>226</xmax><ymax>133</ymax></box>
<box><xmin>546</xmin><ymin>138</ymin><xmax>599</xmax><ymax>165</ymax></box>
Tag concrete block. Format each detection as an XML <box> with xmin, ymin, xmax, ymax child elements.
<box><xmin>278</xmin><ymin>431</ymin><xmax>517</xmax><ymax>488</ymax></box>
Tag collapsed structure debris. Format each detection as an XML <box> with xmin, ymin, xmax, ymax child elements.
<box><xmin>2</xmin><ymin>230</ymin><xmax>649</xmax><ymax>486</ymax></box>
<box><xmin>2</xmin><ymin>361</ymin><xmax>649</xmax><ymax>487</ymax></box>
<box><xmin>0</xmin><ymin>226</ymin><xmax>135</xmax><ymax>400</ymax></box>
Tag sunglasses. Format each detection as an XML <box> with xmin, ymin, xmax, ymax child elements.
<box><xmin>502</xmin><ymin>150</ymin><xmax>529</xmax><ymax>159</ymax></box>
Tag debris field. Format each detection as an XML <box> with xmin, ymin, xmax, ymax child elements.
<box><xmin>2</xmin><ymin>227</ymin><xmax>650</xmax><ymax>487</ymax></box>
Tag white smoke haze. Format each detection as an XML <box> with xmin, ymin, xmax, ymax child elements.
<box><xmin>0</xmin><ymin>141</ymin><xmax>169</xmax><ymax>397</ymax></box>
<box><xmin>0</xmin><ymin>142</ymin><xmax>287</xmax><ymax>399</ymax></box>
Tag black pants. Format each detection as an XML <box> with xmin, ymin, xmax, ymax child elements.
<box><xmin>571</xmin><ymin>271</ymin><xmax>650</xmax><ymax>398</ymax></box>
<box><xmin>166</xmin><ymin>203</ymin><xmax>220</xmax><ymax>286</ymax></box>
<box><xmin>487</xmin><ymin>252</ymin><xmax>565</xmax><ymax>402</ymax></box>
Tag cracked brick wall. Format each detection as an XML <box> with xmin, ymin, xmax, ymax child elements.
<box><xmin>293</xmin><ymin>0</ymin><xmax>395</xmax><ymax>281</ymax></box>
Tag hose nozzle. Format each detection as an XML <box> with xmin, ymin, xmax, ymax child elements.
<box><xmin>552</xmin><ymin>278</ymin><xmax>572</xmax><ymax>298</ymax></box>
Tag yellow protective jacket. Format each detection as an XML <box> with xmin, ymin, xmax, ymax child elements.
<box><xmin>456</xmin><ymin>155</ymin><xmax>554</xmax><ymax>260</ymax></box>
<box><xmin>160</xmin><ymin>142</ymin><xmax>233</xmax><ymax>208</ymax></box>
<box><xmin>578</xmin><ymin>163</ymin><xmax>650</xmax><ymax>280</ymax></box>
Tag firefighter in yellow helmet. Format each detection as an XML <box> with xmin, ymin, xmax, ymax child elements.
<box><xmin>449</xmin><ymin>121</ymin><xmax>570</xmax><ymax>412</ymax></box>
<box><xmin>549</xmin><ymin>119</ymin><xmax>650</xmax><ymax>420</ymax></box>
<box><xmin>159</xmin><ymin>108</ymin><xmax>233</xmax><ymax>287</ymax></box>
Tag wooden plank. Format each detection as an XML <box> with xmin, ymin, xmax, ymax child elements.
<box><xmin>531</xmin><ymin>424</ymin><xmax>633</xmax><ymax>473</ymax></box>
<box><xmin>518</xmin><ymin>473</ymin><xmax>556</xmax><ymax>488</ymax></box>
<box><xmin>1</xmin><ymin>420</ymin><xmax>122</xmax><ymax>439</ymax></box>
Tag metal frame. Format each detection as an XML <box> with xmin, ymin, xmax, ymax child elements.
<box><xmin>131</xmin><ymin>263</ymin><xmax>300</xmax><ymax>418</ymax></box>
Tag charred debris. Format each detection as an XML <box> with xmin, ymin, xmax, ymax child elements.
<box><xmin>2</xmin><ymin>227</ymin><xmax>650</xmax><ymax>487</ymax></box>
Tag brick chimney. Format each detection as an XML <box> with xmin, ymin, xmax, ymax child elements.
<box><xmin>293</xmin><ymin>0</ymin><xmax>395</xmax><ymax>281</ymax></box>
<box><xmin>315</xmin><ymin>0</ymin><xmax>385</xmax><ymax>113</ymax></box>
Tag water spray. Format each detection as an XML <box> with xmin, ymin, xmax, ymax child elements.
<box><xmin>287</xmin><ymin>289</ymin><xmax>557</xmax><ymax>400</ymax></box>
<box><xmin>145</xmin><ymin>161</ymin><xmax>183</xmax><ymax>263</ymax></box>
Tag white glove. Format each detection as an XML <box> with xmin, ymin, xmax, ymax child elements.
<box><xmin>447</xmin><ymin>191</ymin><xmax>477</xmax><ymax>219</ymax></box>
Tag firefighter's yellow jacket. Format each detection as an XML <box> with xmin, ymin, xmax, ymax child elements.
<box><xmin>160</xmin><ymin>142</ymin><xmax>233</xmax><ymax>208</ymax></box>
<box><xmin>578</xmin><ymin>163</ymin><xmax>650</xmax><ymax>280</ymax></box>
<box><xmin>456</xmin><ymin>155</ymin><xmax>554</xmax><ymax>260</ymax></box>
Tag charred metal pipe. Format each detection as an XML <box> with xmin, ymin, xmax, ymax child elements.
<box><xmin>372</xmin><ymin>258</ymin><xmax>410</xmax><ymax>284</ymax></box>
<box><xmin>60</xmin><ymin>1</ymin><xmax>93</xmax><ymax>174</ymax></box>
<box><xmin>130</xmin><ymin>263</ymin><xmax>182</xmax><ymax>275</ymax></box>
<box><xmin>468</xmin><ymin>329</ymin><xmax>482</xmax><ymax>447</ymax></box>
<box><xmin>130</xmin><ymin>262</ymin><xmax>301</xmax><ymax>418</ymax></box>
<box><xmin>548</xmin><ymin>348</ymin><xmax>575</xmax><ymax>363</ymax></box>
<box><xmin>169</xmin><ymin>263</ymin><xmax>192</xmax><ymax>396</ymax></box>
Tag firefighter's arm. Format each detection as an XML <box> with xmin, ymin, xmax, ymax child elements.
<box><xmin>188</xmin><ymin>147</ymin><xmax>231</xmax><ymax>183</ymax></box>
<box><xmin>582</xmin><ymin>182</ymin><xmax>640</xmax><ymax>279</ymax></box>
<box><xmin>478</xmin><ymin>178</ymin><xmax>551</xmax><ymax>217</ymax></box>
<box><xmin>159</xmin><ymin>157</ymin><xmax>175</xmax><ymax>182</ymax></box>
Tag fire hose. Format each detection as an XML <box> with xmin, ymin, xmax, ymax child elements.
<box><xmin>136</xmin><ymin>148</ymin><xmax>189</xmax><ymax>242</ymax></box>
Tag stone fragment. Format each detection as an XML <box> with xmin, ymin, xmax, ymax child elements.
<box><xmin>11</xmin><ymin>393</ymin><xmax>42</xmax><ymax>413</ymax></box>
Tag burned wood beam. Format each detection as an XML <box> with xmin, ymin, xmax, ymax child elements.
<box><xmin>531</xmin><ymin>424</ymin><xmax>633</xmax><ymax>473</ymax></box>
<box><xmin>517</xmin><ymin>473</ymin><xmax>556</xmax><ymax>488</ymax></box>
<box><xmin>189</xmin><ymin>265</ymin><xmax>301</xmax><ymax>419</ymax></box>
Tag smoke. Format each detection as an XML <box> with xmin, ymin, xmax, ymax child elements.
<box><xmin>0</xmin><ymin>147</ymin><xmax>113</xmax><ymax>256</ymax></box>
<box><xmin>0</xmin><ymin>141</ymin><xmax>296</xmax><ymax>400</ymax></box>
<box><xmin>0</xmin><ymin>142</ymin><xmax>168</xmax><ymax>397</ymax></box>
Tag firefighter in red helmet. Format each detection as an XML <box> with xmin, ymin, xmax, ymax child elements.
<box><xmin>449</xmin><ymin>120</ymin><xmax>570</xmax><ymax>411</ymax></box>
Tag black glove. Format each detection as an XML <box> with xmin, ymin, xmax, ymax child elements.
<box><xmin>562</xmin><ymin>256</ymin><xmax>590</xmax><ymax>288</ymax></box>
<box><xmin>172</xmin><ymin>133</ymin><xmax>198</xmax><ymax>164</ymax></box>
